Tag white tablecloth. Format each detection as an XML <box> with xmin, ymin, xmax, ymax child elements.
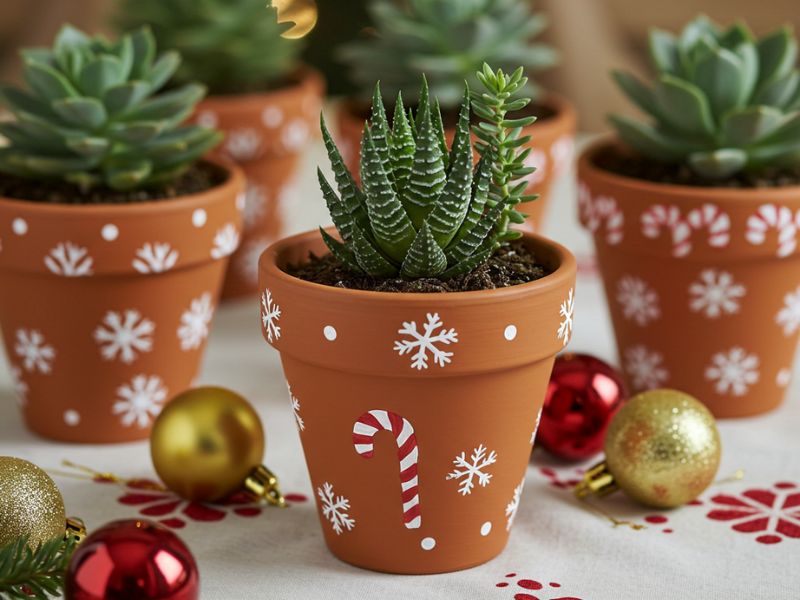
<box><xmin>1</xmin><ymin>130</ymin><xmax>797</xmax><ymax>600</ymax></box>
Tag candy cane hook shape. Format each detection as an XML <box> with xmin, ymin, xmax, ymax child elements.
<box><xmin>353</xmin><ymin>409</ymin><xmax>421</xmax><ymax>529</ymax></box>
<box><xmin>746</xmin><ymin>204</ymin><xmax>798</xmax><ymax>258</ymax></box>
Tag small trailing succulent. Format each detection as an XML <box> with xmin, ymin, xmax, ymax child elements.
<box><xmin>116</xmin><ymin>0</ymin><xmax>303</xmax><ymax>95</ymax></box>
<box><xmin>0</xmin><ymin>25</ymin><xmax>221</xmax><ymax>192</ymax></box>
<box><xmin>339</xmin><ymin>0</ymin><xmax>557</xmax><ymax>108</ymax></box>
<box><xmin>611</xmin><ymin>16</ymin><xmax>800</xmax><ymax>179</ymax></box>
<box><xmin>318</xmin><ymin>64</ymin><xmax>536</xmax><ymax>279</ymax></box>
<box><xmin>0</xmin><ymin>535</ymin><xmax>77</xmax><ymax>600</ymax></box>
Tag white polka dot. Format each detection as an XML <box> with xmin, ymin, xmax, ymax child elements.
<box><xmin>64</xmin><ymin>410</ymin><xmax>80</xmax><ymax>426</ymax></box>
<box><xmin>192</xmin><ymin>209</ymin><xmax>207</xmax><ymax>228</ymax></box>
<box><xmin>480</xmin><ymin>521</ymin><xmax>492</xmax><ymax>536</ymax></box>
<box><xmin>12</xmin><ymin>218</ymin><xmax>27</xmax><ymax>236</ymax></box>
<box><xmin>777</xmin><ymin>368</ymin><xmax>792</xmax><ymax>387</ymax></box>
<box><xmin>196</xmin><ymin>110</ymin><xmax>218</xmax><ymax>128</ymax></box>
<box><xmin>101</xmin><ymin>223</ymin><xmax>119</xmax><ymax>241</ymax></box>
<box><xmin>504</xmin><ymin>324</ymin><xmax>517</xmax><ymax>341</ymax></box>
<box><xmin>420</xmin><ymin>537</ymin><xmax>436</xmax><ymax>551</ymax></box>
<box><xmin>262</xmin><ymin>106</ymin><xmax>284</xmax><ymax>128</ymax></box>
<box><xmin>323</xmin><ymin>325</ymin><xmax>337</xmax><ymax>341</ymax></box>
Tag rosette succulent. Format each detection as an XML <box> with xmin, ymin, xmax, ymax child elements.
<box><xmin>611</xmin><ymin>16</ymin><xmax>800</xmax><ymax>179</ymax></box>
<box><xmin>318</xmin><ymin>64</ymin><xmax>536</xmax><ymax>279</ymax></box>
<box><xmin>0</xmin><ymin>25</ymin><xmax>221</xmax><ymax>192</ymax></box>
<box><xmin>339</xmin><ymin>0</ymin><xmax>557</xmax><ymax>108</ymax></box>
<box><xmin>116</xmin><ymin>0</ymin><xmax>303</xmax><ymax>95</ymax></box>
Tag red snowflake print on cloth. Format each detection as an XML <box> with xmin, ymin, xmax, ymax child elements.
<box><xmin>495</xmin><ymin>572</ymin><xmax>583</xmax><ymax>600</ymax></box>
<box><xmin>538</xmin><ymin>467</ymin><xmax>584</xmax><ymax>489</ymax></box>
<box><xmin>706</xmin><ymin>481</ymin><xmax>800</xmax><ymax>545</ymax></box>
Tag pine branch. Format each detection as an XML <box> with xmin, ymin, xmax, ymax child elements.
<box><xmin>0</xmin><ymin>536</ymin><xmax>76</xmax><ymax>600</ymax></box>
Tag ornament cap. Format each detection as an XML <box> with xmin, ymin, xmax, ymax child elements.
<box><xmin>244</xmin><ymin>465</ymin><xmax>287</xmax><ymax>508</ymax></box>
<box><xmin>574</xmin><ymin>461</ymin><xmax>618</xmax><ymax>499</ymax></box>
<box><xmin>65</xmin><ymin>517</ymin><xmax>87</xmax><ymax>544</ymax></box>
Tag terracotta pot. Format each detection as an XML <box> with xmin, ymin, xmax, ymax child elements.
<box><xmin>336</xmin><ymin>93</ymin><xmax>577</xmax><ymax>231</ymax></box>
<box><xmin>258</xmin><ymin>229</ymin><xmax>576</xmax><ymax>573</ymax></box>
<box><xmin>0</xmin><ymin>161</ymin><xmax>245</xmax><ymax>443</ymax></box>
<box><xmin>195</xmin><ymin>67</ymin><xmax>325</xmax><ymax>300</ymax></box>
<box><xmin>578</xmin><ymin>139</ymin><xmax>800</xmax><ymax>418</ymax></box>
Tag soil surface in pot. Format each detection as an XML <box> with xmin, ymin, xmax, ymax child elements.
<box><xmin>595</xmin><ymin>146</ymin><xmax>800</xmax><ymax>188</ymax></box>
<box><xmin>287</xmin><ymin>240</ymin><xmax>550</xmax><ymax>292</ymax></box>
<box><xmin>0</xmin><ymin>162</ymin><xmax>226</xmax><ymax>204</ymax></box>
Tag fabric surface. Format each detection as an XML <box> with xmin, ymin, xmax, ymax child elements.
<box><xmin>0</xmin><ymin>131</ymin><xmax>797</xmax><ymax>599</ymax></box>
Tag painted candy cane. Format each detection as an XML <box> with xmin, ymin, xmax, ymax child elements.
<box><xmin>578</xmin><ymin>183</ymin><xmax>625</xmax><ymax>245</ymax></box>
<box><xmin>641</xmin><ymin>203</ymin><xmax>729</xmax><ymax>257</ymax></box>
<box><xmin>687</xmin><ymin>203</ymin><xmax>731</xmax><ymax>249</ymax></box>
<box><xmin>352</xmin><ymin>409</ymin><xmax>421</xmax><ymax>529</ymax></box>
<box><xmin>746</xmin><ymin>204</ymin><xmax>798</xmax><ymax>258</ymax></box>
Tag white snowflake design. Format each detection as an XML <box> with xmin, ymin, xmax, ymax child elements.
<box><xmin>177</xmin><ymin>293</ymin><xmax>214</xmax><ymax>351</ymax></box>
<box><xmin>113</xmin><ymin>374</ymin><xmax>168</xmax><ymax>428</ymax></box>
<box><xmin>776</xmin><ymin>286</ymin><xmax>800</xmax><ymax>336</ymax></box>
<box><xmin>394</xmin><ymin>313</ymin><xmax>458</xmax><ymax>370</ymax></box>
<box><xmin>44</xmin><ymin>242</ymin><xmax>93</xmax><ymax>276</ymax></box>
<box><xmin>616</xmin><ymin>276</ymin><xmax>660</xmax><ymax>326</ymax></box>
<box><xmin>624</xmin><ymin>345</ymin><xmax>669</xmax><ymax>390</ymax></box>
<box><xmin>242</xmin><ymin>183</ymin><xmax>268</xmax><ymax>230</ymax></box>
<box><xmin>446</xmin><ymin>444</ymin><xmax>498</xmax><ymax>496</ymax></box>
<box><xmin>557</xmin><ymin>288</ymin><xmax>575</xmax><ymax>346</ymax></box>
<box><xmin>10</xmin><ymin>366</ymin><xmax>28</xmax><ymax>407</ymax></box>
<box><xmin>132</xmin><ymin>242</ymin><xmax>179</xmax><ymax>274</ymax></box>
<box><xmin>14</xmin><ymin>329</ymin><xmax>55</xmax><ymax>374</ymax></box>
<box><xmin>530</xmin><ymin>408</ymin><xmax>543</xmax><ymax>445</ymax></box>
<box><xmin>224</xmin><ymin>128</ymin><xmax>262</xmax><ymax>162</ymax></box>
<box><xmin>261</xmin><ymin>289</ymin><xmax>282</xmax><ymax>343</ymax></box>
<box><xmin>93</xmin><ymin>310</ymin><xmax>155</xmax><ymax>364</ymax></box>
<box><xmin>505</xmin><ymin>478</ymin><xmax>525</xmax><ymax>531</ymax></box>
<box><xmin>705</xmin><ymin>347</ymin><xmax>760</xmax><ymax>396</ymax></box>
<box><xmin>287</xmin><ymin>383</ymin><xmax>304</xmax><ymax>431</ymax></box>
<box><xmin>317</xmin><ymin>482</ymin><xmax>355</xmax><ymax>535</ymax></box>
<box><xmin>689</xmin><ymin>269</ymin><xmax>746</xmax><ymax>318</ymax></box>
<box><xmin>211</xmin><ymin>223</ymin><xmax>240</xmax><ymax>259</ymax></box>
<box><xmin>236</xmin><ymin>236</ymin><xmax>272</xmax><ymax>285</ymax></box>
<box><xmin>281</xmin><ymin>119</ymin><xmax>310</xmax><ymax>151</ymax></box>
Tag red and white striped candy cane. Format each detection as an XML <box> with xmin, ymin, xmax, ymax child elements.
<box><xmin>352</xmin><ymin>409</ymin><xmax>421</xmax><ymax>529</ymax></box>
<box><xmin>687</xmin><ymin>203</ymin><xmax>731</xmax><ymax>249</ymax></box>
<box><xmin>641</xmin><ymin>204</ymin><xmax>691</xmax><ymax>257</ymax></box>
<box><xmin>578</xmin><ymin>183</ymin><xmax>624</xmax><ymax>245</ymax></box>
<box><xmin>746</xmin><ymin>203</ymin><xmax>798</xmax><ymax>258</ymax></box>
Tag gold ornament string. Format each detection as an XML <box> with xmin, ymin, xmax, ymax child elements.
<box><xmin>715</xmin><ymin>469</ymin><xmax>745</xmax><ymax>485</ymax></box>
<box><xmin>49</xmin><ymin>460</ymin><xmax>168</xmax><ymax>491</ymax></box>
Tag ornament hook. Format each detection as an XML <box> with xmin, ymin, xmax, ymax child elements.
<box><xmin>244</xmin><ymin>465</ymin><xmax>287</xmax><ymax>508</ymax></box>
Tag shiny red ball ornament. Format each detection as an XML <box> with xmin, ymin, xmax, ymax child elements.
<box><xmin>66</xmin><ymin>519</ymin><xmax>198</xmax><ymax>600</ymax></box>
<box><xmin>536</xmin><ymin>353</ymin><xmax>628</xmax><ymax>461</ymax></box>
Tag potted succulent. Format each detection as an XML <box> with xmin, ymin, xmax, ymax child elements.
<box><xmin>578</xmin><ymin>16</ymin><xmax>800</xmax><ymax>418</ymax></box>
<box><xmin>336</xmin><ymin>0</ymin><xmax>576</xmax><ymax>232</ymax></box>
<box><xmin>0</xmin><ymin>25</ymin><xmax>244</xmax><ymax>443</ymax></box>
<box><xmin>259</xmin><ymin>65</ymin><xmax>576</xmax><ymax>573</ymax></box>
<box><xmin>116</xmin><ymin>0</ymin><xmax>325</xmax><ymax>299</ymax></box>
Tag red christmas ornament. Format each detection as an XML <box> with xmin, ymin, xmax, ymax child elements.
<box><xmin>65</xmin><ymin>519</ymin><xmax>198</xmax><ymax>600</ymax></box>
<box><xmin>536</xmin><ymin>353</ymin><xmax>628</xmax><ymax>461</ymax></box>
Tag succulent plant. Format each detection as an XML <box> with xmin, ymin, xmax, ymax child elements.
<box><xmin>611</xmin><ymin>16</ymin><xmax>800</xmax><ymax>179</ymax></box>
<box><xmin>0</xmin><ymin>25</ymin><xmax>221</xmax><ymax>192</ymax></box>
<box><xmin>338</xmin><ymin>0</ymin><xmax>557</xmax><ymax>109</ymax></box>
<box><xmin>318</xmin><ymin>64</ymin><xmax>536</xmax><ymax>279</ymax></box>
<box><xmin>115</xmin><ymin>0</ymin><xmax>303</xmax><ymax>95</ymax></box>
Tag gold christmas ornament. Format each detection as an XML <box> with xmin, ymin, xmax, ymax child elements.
<box><xmin>575</xmin><ymin>389</ymin><xmax>721</xmax><ymax>509</ymax></box>
<box><xmin>0</xmin><ymin>457</ymin><xmax>66</xmax><ymax>548</ymax></box>
<box><xmin>150</xmin><ymin>386</ymin><xmax>285</xmax><ymax>505</ymax></box>
<box><xmin>274</xmin><ymin>0</ymin><xmax>318</xmax><ymax>39</ymax></box>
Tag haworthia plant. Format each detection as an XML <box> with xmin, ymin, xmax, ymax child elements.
<box><xmin>0</xmin><ymin>25</ymin><xmax>221</xmax><ymax>192</ymax></box>
<box><xmin>611</xmin><ymin>15</ymin><xmax>800</xmax><ymax>179</ymax></box>
<box><xmin>318</xmin><ymin>65</ymin><xmax>536</xmax><ymax>280</ymax></box>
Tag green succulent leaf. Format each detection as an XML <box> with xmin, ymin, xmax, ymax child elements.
<box><xmin>721</xmin><ymin>106</ymin><xmax>786</xmax><ymax>145</ymax></box>
<box><xmin>400</xmin><ymin>222</ymin><xmax>447</xmax><ymax>278</ymax></box>
<box><xmin>351</xmin><ymin>224</ymin><xmax>398</xmax><ymax>277</ymax></box>
<box><xmin>319</xmin><ymin>227</ymin><xmax>363</xmax><ymax>274</ymax></box>
<box><xmin>688</xmin><ymin>149</ymin><xmax>748</xmax><ymax>179</ymax></box>
<box><xmin>403</xmin><ymin>100</ymin><xmax>447</xmax><ymax>227</ymax></box>
<box><xmin>51</xmin><ymin>98</ymin><xmax>107</xmax><ymax>129</ymax></box>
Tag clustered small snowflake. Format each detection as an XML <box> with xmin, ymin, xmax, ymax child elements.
<box><xmin>94</xmin><ymin>310</ymin><xmax>155</xmax><ymax>364</ymax></box>
<box><xmin>261</xmin><ymin>289</ymin><xmax>282</xmax><ymax>343</ymax></box>
<box><xmin>113</xmin><ymin>374</ymin><xmax>168</xmax><ymax>428</ymax></box>
<box><xmin>616</xmin><ymin>276</ymin><xmax>660</xmax><ymax>326</ymax></box>
<box><xmin>133</xmin><ymin>242</ymin><xmax>179</xmax><ymax>273</ymax></box>
<box><xmin>211</xmin><ymin>223</ymin><xmax>241</xmax><ymax>259</ymax></box>
<box><xmin>317</xmin><ymin>482</ymin><xmax>355</xmax><ymax>535</ymax></box>
<box><xmin>689</xmin><ymin>269</ymin><xmax>746</xmax><ymax>318</ymax></box>
<box><xmin>394</xmin><ymin>313</ymin><xmax>458</xmax><ymax>370</ymax></box>
<box><xmin>446</xmin><ymin>444</ymin><xmax>498</xmax><ymax>496</ymax></box>
<box><xmin>177</xmin><ymin>293</ymin><xmax>214</xmax><ymax>351</ymax></box>
<box><xmin>776</xmin><ymin>285</ymin><xmax>800</xmax><ymax>337</ymax></box>
<box><xmin>14</xmin><ymin>329</ymin><xmax>56</xmax><ymax>374</ymax></box>
<box><xmin>705</xmin><ymin>347</ymin><xmax>760</xmax><ymax>396</ymax></box>
<box><xmin>44</xmin><ymin>242</ymin><xmax>93</xmax><ymax>276</ymax></box>
<box><xmin>505</xmin><ymin>478</ymin><xmax>525</xmax><ymax>531</ymax></box>
<box><xmin>624</xmin><ymin>345</ymin><xmax>669</xmax><ymax>390</ymax></box>
<box><xmin>287</xmin><ymin>383</ymin><xmax>304</xmax><ymax>431</ymax></box>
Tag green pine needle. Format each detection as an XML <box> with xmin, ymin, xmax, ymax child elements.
<box><xmin>0</xmin><ymin>536</ymin><xmax>77</xmax><ymax>600</ymax></box>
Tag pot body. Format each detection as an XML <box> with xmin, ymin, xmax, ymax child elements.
<box><xmin>578</xmin><ymin>140</ymin><xmax>800</xmax><ymax>418</ymax></box>
<box><xmin>195</xmin><ymin>67</ymin><xmax>325</xmax><ymax>300</ymax></box>
<box><xmin>0</xmin><ymin>162</ymin><xmax>245</xmax><ymax>442</ymax></box>
<box><xmin>336</xmin><ymin>93</ymin><xmax>576</xmax><ymax>232</ymax></box>
<box><xmin>258</xmin><ymin>230</ymin><xmax>576</xmax><ymax>573</ymax></box>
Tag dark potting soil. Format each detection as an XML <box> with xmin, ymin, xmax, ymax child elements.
<box><xmin>286</xmin><ymin>240</ymin><xmax>551</xmax><ymax>293</ymax></box>
<box><xmin>594</xmin><ymin>148</ymin><xmax>800</xmax><ymax>188</ymax></box>
<box><xmin>0</xmin><ymin>161</ymin><xmax>226</xmax><ymax>205</ymax></box>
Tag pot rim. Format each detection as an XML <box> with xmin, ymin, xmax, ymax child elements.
<box><xmin>198</xmin><ymin>64</ymin><xmax>325</xmax><ymax>107</ymax></box>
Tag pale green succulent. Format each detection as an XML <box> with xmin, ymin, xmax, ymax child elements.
<box><xmin>115</xmin><ymin>0</ymin><xmax>303</xmax><ymax>95</ymax></box>
<box><xmin>339</xmin><ymin>0</ymin><xmax>557</xmax><ymax>108</ymax></box>
<box><xmin>611</xmin><ymin>16</ymin><xmax>800</xmax><ymax>179</ymax></box>
<box><xmin>318</xmin><ymin>64</ymin><xmax>536</xmax><ymax>279</ymax></box>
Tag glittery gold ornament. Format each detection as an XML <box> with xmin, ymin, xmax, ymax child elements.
<box><xmin>0</xmin><ymin>457</ymin><xmax>65</xmax><ymax>548</ymax></box>
<box><xmin>150</xmin><ymin>387</ymin><xmax>284</xmax><ymax>505</ymax></box>
<box><xmin>575</xmin><ymin>389</ymin><xmax>721</xmax><ymax>508</ymax></box>
<box><xmin>274</xmin><ymin>0</ymin><xmax>318</xmax><ymax>39</ymax></box>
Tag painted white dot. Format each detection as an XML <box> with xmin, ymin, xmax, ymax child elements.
<box><xmin>192</xmin><ymin>208</ymin><xmax>207</xmax><ymax>228</ymax></box>
<box><xmin>63</xmin><ymin>410</ymin><xmax>80</xmax><ymax>426</ymax></box>
<box><xmin>262</xmin><ymin>106</ymin><xmax>284</xmax><ymax>128</ymax></box>
<box><xmin>504</xmin><ymin>324</ymin><xmax>517</xmax><ymax>341</ymax></box>
<box><xmin>420</xmin><ymin>537</ymin><xmax>436</xmax><ymax>551</ymax></box>
<box><xmin>777</xmin><ymin>368</ymin><xmax>792</xmax><ymax>387</ymax></box>
<box><xmin>480</xmin><ymin>521</ymin><xmax>492</xmax><ymax>536</ymax></box>
<box><xmin>12</xmin><ymin>218</ymin><xmax>27</xmax><ymax>236</ymax></box>
<box><xmin>101</xmin><ymin>223</ymin><xmax>119</xmax><ymax>241</ymax></box>
<box><xmin>196</xmin><ymin>110</ymin><xmax>218</xmax><ymax>128</ymax></box>
<box><xmin>323</xmin><ymin>325</ymin><xmax>337</xmax><ymax>341</ymax></box>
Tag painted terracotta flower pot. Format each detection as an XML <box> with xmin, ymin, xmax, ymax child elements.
<box><xmin>0</xmin><ymin>161</ymin><xmax>245</xmax><ymax>443</ymax></box>
<box><xmin>336</xmin><ymin>93</ymin><xmax>576</xmax><ymax>231</ymax></box>
<box><xmin>258</xmin><ymin>229</ymin><xmax>577</xmax><ymax>574</ymax></box>
<box><xmin>195</xmin><ymin>67</ymin><xmax>325</xmax><ymax>300</ymax></box>
<box><xmin>578</xmin><ymin>140</ymin><xmax>800</xmax><ymax>418</ymax></box>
